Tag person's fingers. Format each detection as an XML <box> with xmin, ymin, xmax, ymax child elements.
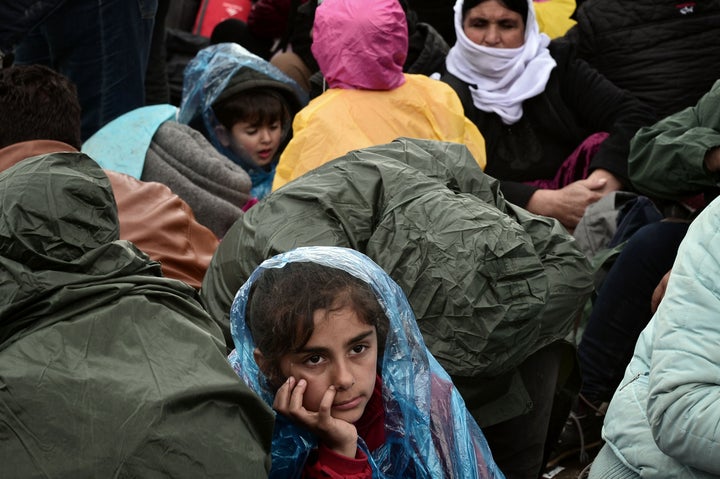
<box><xmin>289</xmin><ymin>378</ymin><xmax>307</xmax><ymax>412</ymax></box>
<box><xmin>317</xmin><ymin>385</ymin><xmax>336</xmax><ymax>419</ymax></box>
<box><xmin>587</xmin><ymin>177</ymin><xmax>608</xmax><ymax>190</ymax></box>
<box><xmin>273</xmin><ymin>376</ymin><xmax>295</xmax><ymax>412</ymax></box>
<box><xmin>651</xmin><ymin>271</ymin><xmax>672</xmax><ymax>313</ymax></box>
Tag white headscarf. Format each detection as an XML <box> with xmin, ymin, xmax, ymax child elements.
<box><xmin>445</xmin><ymin>0</ymin><xmax>556</xmax><ymax>125</ymax></box>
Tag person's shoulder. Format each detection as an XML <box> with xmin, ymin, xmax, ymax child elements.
<box><xmin>403</xmin><ymin>73</ymin><xmax>462</xmax><ymax>96</ymax></box>
<box><xmin>548</xmin><ymin>39</ymin><xmax>578</xmax><ymax>64</ymax></box>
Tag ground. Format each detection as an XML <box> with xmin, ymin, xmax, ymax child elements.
<box><xmin>542</xmin><ymin>447</ymin><xmax>599</xmax><ymax>479</ymax></box>
<box><xmin>543</xmin><ymin>461</ymin><xmax>589</xmax><ymax>479</ymax></box>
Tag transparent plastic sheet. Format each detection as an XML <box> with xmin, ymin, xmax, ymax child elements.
<box><xmin>228</xmin><ymin>246</ymin><xmax>505</xmax><ymax>478</ymax></box>
<box><xmin>177</xmin><ymin>42</ymin><xmax>308</xmax><ymax>197</ymax></box>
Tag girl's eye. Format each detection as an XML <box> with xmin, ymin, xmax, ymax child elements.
<box><xmin>500</xmin><ymin>21</ymin><xmax>518</xmax><ymax>29</ymax></box>
<box><xmin>351</xmin><ymin>344</ymin><xmax>368</xmax><ymax>355</ymax></box>
<box><xmin>304</xmin><ymin>354</ymin><xmax>323</xmax><ymax>366</ymax></box>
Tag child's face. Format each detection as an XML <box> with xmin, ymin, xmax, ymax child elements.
<box><xmin>278</xmin><ymin>306</ymin><xmax>379</xmax><ymax>424</ymax></box>
<box><xmin>224</xmin><ymin>120</ymin><xmax>283</xmax><ymax>169</ymax></box>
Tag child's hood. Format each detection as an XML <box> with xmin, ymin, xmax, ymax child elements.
<box><xmin>178</xmin><ymin>42</ymin><xmax>307</xmax><ymax>139</ymax></box>
<box><xmin>311</xmin><ymin>0</ymin><xmax>408</xmax><ymax>90</ymax></box>
<box><xmin>227</xmin><ymin>246</ymin><xmax>505</xmax><ymax>478</ymax></box>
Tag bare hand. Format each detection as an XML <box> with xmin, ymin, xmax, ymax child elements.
<box><xmin>704</xmin><ymin>147</ymin><xmax>720</xmax><ymax>173</ymax></box>
<box><xmin>273</xmin><ymin>377</ymin><xmax>358</xmax><ymax>458</ymax></box>
<box><xmin>526</xmin><ymin>177</ymin><xmax>607</xmax><ymax>231</ymax></box>
<box><xmin>651</xmin><ymin>270</ymin><xmax>672</xmax><ymax>313</ymax></box>
<box><xmin>586</xmin><ymin>169</ymin><xmax>622</xmax><ymax>196</ymax></box>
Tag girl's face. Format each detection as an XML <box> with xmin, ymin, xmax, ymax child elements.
<box><xmin>223</xmin><ymin>120</ymin><xmax>283</xmax><ymax>169</ymax></box>
<box><xmin>278</xmin><ymin>306</ymin><xmax>378</xmax><ymax>424</ymax></box>
<box><xmin>462</xmin><ymin>0</ymin><xmax>525</xmax><ymax>48</ymax></box>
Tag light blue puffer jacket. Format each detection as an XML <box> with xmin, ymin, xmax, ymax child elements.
<box><xmin>600</xmin><ymin>196</ymin><xmax>720</xmax><ymax>478</ymax></box>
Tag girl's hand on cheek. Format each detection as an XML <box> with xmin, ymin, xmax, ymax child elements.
<box><xmin>273</xmin><ymin>377</ymin><xmax>359</xmax><ymax>458</ymax></box>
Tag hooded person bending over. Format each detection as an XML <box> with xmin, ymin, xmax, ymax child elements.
<box><xmin>271</xmin><ymin>0</ymin><xmax>487</xmax><ymax>191</ymax></box>
<box><xmin>0</xmin><ymin>153</ymin><xmax>273</xmax><ymax>477</ymax></box>
<box><xmin>0</xmin><ymin>64</ymin><xmax>218</xmax><ymax>289</ymax></box>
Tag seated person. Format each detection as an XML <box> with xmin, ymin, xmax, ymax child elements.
<box><xmin>229</xmin><ymin>246</ymin><xmax>505</xmax><ymax>477</ymax></box>
<box><xmin>201</xmin><ymin>137</ymin><xmax>594</xmax><ymax>478</ymax></box>
<box><xmin>82</xmin><ymin>101</ymin><xmax>256</xmax><ymax>238</ymax></box>
<box><xmin>179</xmin><ymin>42</ymin><xmax>308</xmax><ymax>199</ymax></box>
<box><xmin>409</xmin><ymin>0</ymin><xmax>577</xmax><ymax>45</ymax></box>
<box><xmin>550</xmin><ymin>79</ymin><xmax>720</xmax><ymax>466</ymax></box>
<box><xmin>0</xmin><ymin>152</ymin><xmax>273</xmax><ymax>477</ymax></box>
<box><xmin>304</xmin><ymin>0</ymin><xmax>453</xmax><ymax>100</ymax></box>
<box><xmin>563</xmin><ymin>0</ymin><xmax>720</xmax><ymax>120</ymax></box>
<box><xmin>442</xmin><ymin>0</ymin><xmax>655</xmax><ymax>230</ymax></box>
<box><xmin>270</xmin><ymin>0</ymin><xmax>487</xmax><ymax>191</ymax></box>
<box><xmin>588</xmin><ymin>194</ymin><xmax>720</xmax><ymax>478</ymax></box>
<box><xmin>0</xmin><ymin>64</ymin><xmax>217</xmax><ymax>289</ymax></box>
<box><xmin>270</xmin><ymin>0</ymin><xmax>450</xmax><ymax>98</ymax></box>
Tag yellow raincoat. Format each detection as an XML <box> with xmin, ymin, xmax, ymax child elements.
<box><xmin>273</xmin><ymin>74</ymin><xmax>486</xmax><ymax>190</ymax></box>
<box><xmin>534</xmin><ymin>0</ymin><xmax>576</xmax><ymax>39</ymax></box>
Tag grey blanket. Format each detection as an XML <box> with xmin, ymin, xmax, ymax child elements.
<box><xmin>142</xmin><ymin>121</ymin><xmax>252</xmax><ymax>237</ymax></box>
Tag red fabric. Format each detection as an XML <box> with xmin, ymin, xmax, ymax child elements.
<box><xmin>302</xmin><ymin>376</ymin><xmax>385</xmax><ymax>479</ymax></box>
<box><xmin>247</xmin><ymin>0</ymin><xmax>309</xmax><ymax>40</ymax></box>
<box><xmin>525</xmin><ymin>131</ymin><xmax>610</xmax><ymax>189</ymax></box>
<box><xmin>193</xmin><ymin>0</ymin><xmax>252</xmax><ymax>38</ymax></box>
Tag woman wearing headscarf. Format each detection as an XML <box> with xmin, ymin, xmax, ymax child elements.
<box><xmin>442</xmin><ymin>0</ymin><xmax>655</xmax><ymax>231</ymax></box>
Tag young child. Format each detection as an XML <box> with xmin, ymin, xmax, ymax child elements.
<box><xmin>228</xmin><ymin>246</ymin><xmax>505</xmax><ymax>478</ymax></box>
<box><xmin>179</xmin><ymin>42</ymin><xmax>307</xmax><ymax>199</ymax></box>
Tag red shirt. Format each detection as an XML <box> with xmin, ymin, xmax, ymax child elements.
<box><xmin>303</xmin><ymin>376</ymin><xmax>385</xmax><ymax>478</ymax></box>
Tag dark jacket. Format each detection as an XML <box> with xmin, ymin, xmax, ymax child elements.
<box><xmin>442</xmin><ymin>41</ymin><xmax>656</xmax><ymax>207</ymax></box>
<box><xmin>0</xmin><ymin>0</ymin><xmax>65</xmax><ymax>54</ymax></box>
<box><xmin>201</xmin><ymin>137</ymin><xmax>593</xmax><ymax>426</ymax></box>
<box><xmin>564</xmin><ymin>0</ymin><xmax>720</xmax><ymax>119</ymax></box>
<box><xmin>0</xmin><ymin>152</ymin><xmax>273</xmax><ymax>477</ymax></box>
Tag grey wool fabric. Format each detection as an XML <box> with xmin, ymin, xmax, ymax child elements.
<box><xmin>142</xmin><ymin>121</ymin><xmax>252</xmax><ymax>237</ymax></box>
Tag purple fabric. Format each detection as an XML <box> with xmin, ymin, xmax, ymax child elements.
<box><xmin>526</xmin><ymin>132</ymin><xmax>609</xmax><ymax>189</ymax></box>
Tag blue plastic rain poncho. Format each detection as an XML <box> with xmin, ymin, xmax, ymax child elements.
<box><xmin>178</xmin><ymin>42</ymin><xmax>308</xmax><ymax>199</ymax></box>
<box><xmin>228</xmin><ymin>246</ymin><xmax>505</xmax><ymax>478</ymax></box>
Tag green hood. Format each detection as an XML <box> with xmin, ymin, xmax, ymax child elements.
<box><xmin>0</xmin><ymin>152</ymin><xmax>273</xmax><ymax>477</ymax></box>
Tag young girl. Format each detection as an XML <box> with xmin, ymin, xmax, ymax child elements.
<box><xmin>179</xmin><ymin>42</ymin><xmax>308</xmax><ymax>200</ymax></box>
<box><xmin>228</xmin><ymin>246</ymin><xmax>505</xmax><ymax>478</ymax></box>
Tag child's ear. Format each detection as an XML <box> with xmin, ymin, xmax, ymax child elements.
<box><xmin>214</xmin><ymin>124</ymin><xmax>231</xmax><ymax>148</ymax></box>
<box><xmin>253</xmin><ymin>348</ymin><xmax>270</xmax><ymax>376</ymax></box>
<box><xmin>254</xmin><ymin>348</ymin><xmax>283</xmax><ymax>388</ymax></box>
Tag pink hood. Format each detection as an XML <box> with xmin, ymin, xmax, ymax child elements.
<box><xmin>311</xmin><ymin>0</ymin><xmax>407</xmax><ymax>90</ymax></box>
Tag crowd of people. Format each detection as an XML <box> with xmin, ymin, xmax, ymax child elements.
<box><xmin>1</xmin><ymin>0</ymin><xmax>720</xmax><ymax>478</ymax></box>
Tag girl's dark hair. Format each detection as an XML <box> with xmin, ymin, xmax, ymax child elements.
<box><xmin>213</xmin><ymin>87</ymin><xmax>290</xmax><ymax>130</ymax></box>
<box><xmin>461</xmin><ymin>0</ymin><xmax>528</xmax><ymax>25</ymax></box>
<box><xmin>246</xmin><ymin>262</ymin><xmax>389</xmax><ymax>386</ymax></box>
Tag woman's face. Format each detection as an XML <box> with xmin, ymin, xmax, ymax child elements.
<box><xmin>462</xmin><ymin>0</ymin><xmax>525</xmax><ymax>48</ymax></box>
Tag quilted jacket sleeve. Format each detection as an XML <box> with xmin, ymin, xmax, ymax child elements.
<box><xmin>646</xmin><ymin>197</ymin><xmax>720</xmax><ymax>473</ymax></box>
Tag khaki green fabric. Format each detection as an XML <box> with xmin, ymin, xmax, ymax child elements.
<box><xmin>0</xmin><ymin>153</ymin><xmax>273</xmax><ymax>478</ymax></box>
<box><xmin>201</xmin><ymin>138</ymin><xmax>593</xmax><ymax>425</ymax></box>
